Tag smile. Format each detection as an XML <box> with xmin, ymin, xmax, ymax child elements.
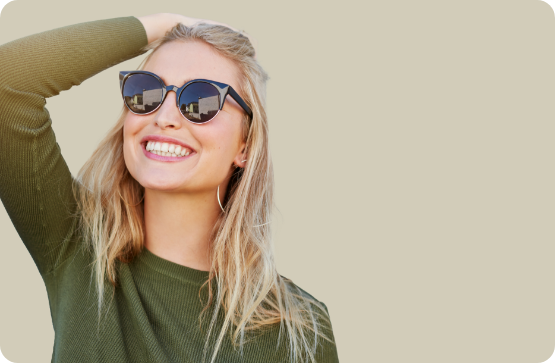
<box><xmin>145</xmin><ymin>141</ymin><xmax>193</xmax><ymax>157</ymax></box>
<box><xmin>141</xmin><ymin>141</ymin><xmax>196</xmax><ymax>162</ymax></box>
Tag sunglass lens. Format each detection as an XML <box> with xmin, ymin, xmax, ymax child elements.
<box><xmin>122</xmin><ymin>74</ymin><xmax>163</xmax><ymax>113</ymax></box>
<box><xmin>179</xmin><ymin>82</ymin><xmax>221</xmax><ymax>123</ymax></box>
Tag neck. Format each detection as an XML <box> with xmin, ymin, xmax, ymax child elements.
<box><xmin>143</xmin><ymin>187</ymin><xmax>223</xmax><ymax>272</ymax></box>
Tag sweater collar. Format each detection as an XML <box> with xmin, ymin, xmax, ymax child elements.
<box><xmin>135</xmin><ymin>247</ymin><xmax>211</xmax><ymax>285</ymax></box>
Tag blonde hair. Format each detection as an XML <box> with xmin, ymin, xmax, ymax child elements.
<box><xmin>72</xmin><ymin>22</ymin><xmax>334</xmax><ymax>363</ymax></box>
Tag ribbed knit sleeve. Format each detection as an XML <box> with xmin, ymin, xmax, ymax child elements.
<box><xmin>0</xmin><ymin>17</ymin><xmax>148</xmax><ymax>276</ymax></box>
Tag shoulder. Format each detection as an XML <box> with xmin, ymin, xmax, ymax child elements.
<box><xmin>279</xmin><ymin>274</ymin><xmax>330</xmax><ymax>313</ymax></box>
<box><xmin>278</xmin><ymin>274</ymin><xmax>339</xmax><ymax>362</ymax></box>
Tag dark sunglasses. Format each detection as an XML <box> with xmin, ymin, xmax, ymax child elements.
<box><xmin>119</xmin><ymin>70</ymin><xmax>253</xmax><ymax>124</ymax></box>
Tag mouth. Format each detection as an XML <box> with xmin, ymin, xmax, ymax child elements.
<box><xmin>140</xmin><ymin>136</ymin><xmax>197</xmax><ymax>161</ymax></box>
<box><xmin>144</xmin><ymin>140</ymin><xmax>195</xmax><ymax>157</ymax></box>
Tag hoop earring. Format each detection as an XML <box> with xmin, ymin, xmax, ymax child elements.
<box><xmin>118</xmin><ymin>190</ymin><xmax>144</xmax><ymax>207</ymax></box>
<box><xmin>217</xmin><ymin>185</ymin><xmax>225</xmax><ymax>213</ymax></box>
<box><xmin>216</xmin><ymin>183</ymin><xmax>268</xmax><ymax>227</ymax></box>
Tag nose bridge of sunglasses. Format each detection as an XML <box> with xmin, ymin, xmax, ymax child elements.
<box><xmin>162</xmin><ymin>85</ymin><xmax>180</xmax><ymax>106</ymax></box>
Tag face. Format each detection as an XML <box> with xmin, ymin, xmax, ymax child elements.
<box><xmin>123</xmin><ymin>40</ymin><xmax>247</xmax><ymax>195</ymax></box>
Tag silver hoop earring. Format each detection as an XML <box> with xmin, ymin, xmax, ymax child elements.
<box><xmin>217</xmin><ymin>185</ymin><xmax>225</xmax><ymax>213</ymax></box>
<box><xmin>216</xmin><ymin>184</ymin><xmax>268</xmax><ymax>227</ymax></box>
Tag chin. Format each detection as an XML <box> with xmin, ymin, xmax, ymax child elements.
<box><xmin>138</xmin><ymin>178</ymin><xmax>186</xmax><ymax>192</ymax></box>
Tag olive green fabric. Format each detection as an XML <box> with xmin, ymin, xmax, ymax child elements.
<box><xmin>0</xmin><ymin>16</ymin><xmax>339</xmax><ymax>363</ymax></box>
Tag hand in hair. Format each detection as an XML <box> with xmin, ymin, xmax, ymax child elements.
<box><xmin>137</xmin><ymin>13</ymin><xmax>258</xmax><ymax>58</ymax></box>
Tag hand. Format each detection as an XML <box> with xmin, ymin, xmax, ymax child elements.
<box><xmin>137</xmin><ymin>13</ymin><xmax>257</xmax><ymax>57</ymax></box>
<box><xmin>165</xmin><ymin>13</ymin><xmax>239</xmax><ymax>33</ymax></box>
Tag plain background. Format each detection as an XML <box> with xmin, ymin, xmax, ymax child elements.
<box><xmin>2</xmin><ymin>0</ymin><xmax>555</xmax><ymax>362</ymax></box>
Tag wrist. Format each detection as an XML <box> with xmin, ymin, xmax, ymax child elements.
<box><xmin>137</xmin><ymin>13</ymin><xmax>174</xmax><ymax>45</ymax></box>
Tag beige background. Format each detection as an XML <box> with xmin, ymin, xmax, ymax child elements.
<box><xmin>2</xmin><ymin>0</ymin><xmax>555</xmax><ymax>362</ymax></box>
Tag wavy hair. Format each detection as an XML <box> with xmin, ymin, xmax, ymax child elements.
<box><xmin>72</xmin><ymin>22</ymin><xmax>334</xmax><ymax>363</ymax></box>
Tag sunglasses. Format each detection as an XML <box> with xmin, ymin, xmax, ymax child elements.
<box><xmin>119</xmin><ymin>70</ymin><xmax>253</xmax><ymax>124</ymax></box>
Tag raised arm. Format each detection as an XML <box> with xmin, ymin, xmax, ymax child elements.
<box><xmin>0</xmin><ymin>16</ymin><xmax>148</xmax><ymax>276</ymax></box>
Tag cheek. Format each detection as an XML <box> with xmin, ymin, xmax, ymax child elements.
<box><xmin>199</xmin><ymin>124</ymin><xmax>242</xmax><ymax>162</ymax></box>
<box><xmin>122</xmin><ymin>116</ymin><xmax>141</xmax><ymax>176</ymax></box>
<box><xmin>123</xmin><ymin>114</ymin><xmax>140</xmax><ymax>137</ymax></box>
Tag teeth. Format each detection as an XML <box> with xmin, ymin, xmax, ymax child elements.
<box><xmin>145</xmin><ymin>141</ymin><xmax>192</xmax><ymax>158</ymax></box>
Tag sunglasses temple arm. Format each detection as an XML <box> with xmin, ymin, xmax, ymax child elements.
<box><xmin>228</xmin><ymin>87</ymin><xmax>253</xmax><ymax>119</ymax></box>
<box><xmin>119</xmin><ymin>71</ymin><xmax>132</xmax><ymax>91</ymax></box>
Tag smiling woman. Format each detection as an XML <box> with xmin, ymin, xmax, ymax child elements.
<box><xmin>0</xmin><ymin>12</ymin><xmax>338</xmax><ymax>363</ymax></box>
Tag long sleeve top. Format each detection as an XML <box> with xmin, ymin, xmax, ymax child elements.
<box><xmin>0</xmin><ymin>16</ymin><xmax>339</xmax><ymax>363</ymax></box>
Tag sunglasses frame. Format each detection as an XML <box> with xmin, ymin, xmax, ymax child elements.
<box><xmin>119</xmin><ymin>70</ymin><xmax>253</xmax><ymax>124</ymax></box>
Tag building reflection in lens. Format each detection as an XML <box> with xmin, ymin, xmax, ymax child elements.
<box><xmin>180</xmin><ymin>95</ymin><xmax>219</xmax><ymax>122</ymax></box>
<box><xmin>123</xmin><ymin>74</ymin><xmax>164</xmax><ymax>113</ymax></box>
<box><xmin>179</xmin><ymin>82</ymin><xmax>220</xmax><ymax>122</ymax></box>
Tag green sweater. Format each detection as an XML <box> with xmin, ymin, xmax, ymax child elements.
<box><xmin>0</xmin><ymin>16</ymin><xmax>339</xmax><ymax>363</ymax></box>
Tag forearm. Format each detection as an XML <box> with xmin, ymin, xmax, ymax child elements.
<box><xmin>0</xmin><ymin>16</ymin><xmax>147</xmax><ymax>101</ymax></box>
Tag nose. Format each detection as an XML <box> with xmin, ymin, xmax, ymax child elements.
<box><xmin>153</xmin><ymin>88</ymin><xmax>183</xmax><ymax>130</ymax></box>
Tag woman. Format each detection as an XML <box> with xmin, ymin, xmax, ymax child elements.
<box><xmin>0</xmin><ymin>12</ymin><xmax>338</xmax><ymax>363</ymax></box>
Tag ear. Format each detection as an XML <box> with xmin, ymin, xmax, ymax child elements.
<box><xmin>232</xmin><ymin>141</ymin><xmax>248</xmax><ymax>169</ymax></box>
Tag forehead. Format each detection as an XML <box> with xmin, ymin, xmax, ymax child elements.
<box><xmin>143</xmin><ymin>40</ymin><xmax>242</xmax><ymax>90</ymax></box>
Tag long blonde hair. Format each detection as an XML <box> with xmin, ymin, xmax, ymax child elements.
<box><xmin>72</xmin><ymin>22</ymin><xmax>335</xmax><ymax>363</ymax></box>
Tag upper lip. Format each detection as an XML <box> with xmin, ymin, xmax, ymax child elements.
<box><xmin>140</xmin><ymin>135</ymin><xmax>196</xmax><ymax>153</ymax></box>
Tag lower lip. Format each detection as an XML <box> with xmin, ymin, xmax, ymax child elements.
<box><xmin>141</xmin><ymin>143</ymin><xmax>195</xmax><ymax>162</ymax></box>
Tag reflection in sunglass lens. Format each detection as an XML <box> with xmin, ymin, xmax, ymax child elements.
<box><xmin>179</xmin><ymin>82</ymin><xmax>221</xmax><ymax>123</ymax></box>
<box><xmin>122</xmin><ymin>74</ymin><xmax>163</xmax><ymax>113</ymax></box>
